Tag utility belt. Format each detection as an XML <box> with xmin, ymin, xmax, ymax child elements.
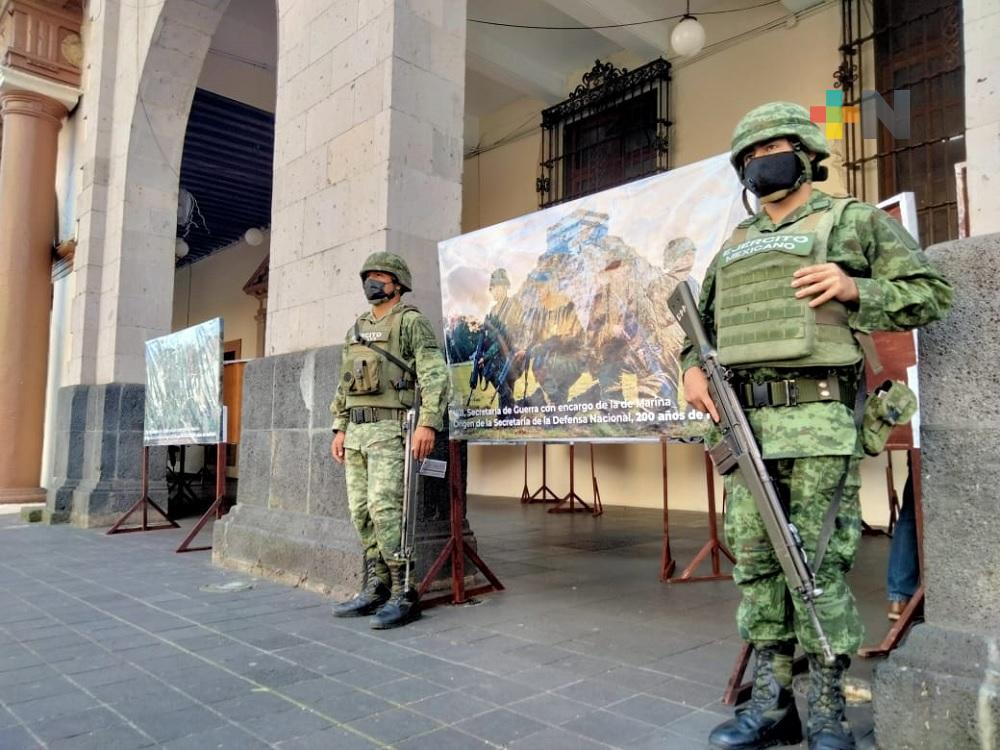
<box><xmin>734</xmin><ymin>374</ymin><xmax>857</xmax><ymax>409</ymax></box>
<box><xmin>348</xmin><ymin>406</ymin><xmax>406</xmax><ymax>424</ymax></box>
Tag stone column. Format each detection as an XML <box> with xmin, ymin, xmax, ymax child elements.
<box><xmin>0</xmin><ymin>91</ymin><xmax>66</xmax><ymax>504</ymax></box>
<box><xmin>214</xmin><ymin>0</ymin><xmax>473</xmax><ymax>595</ymax></box>
<box><xmin>963</xmin><ymin>1</ymin><xmax>1000</xmax><ymax>235</ymax></box>
<box><xmin>873</xmin><ymin>236</ymin><xmax>1000</xmax><ymax>748</ymax></box>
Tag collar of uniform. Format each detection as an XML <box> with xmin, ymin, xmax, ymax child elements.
<box><xmin>360</xmin><ymin>302</ymin><xmax>406</xmax><ymax>325</ymax></box>
<box><xmin>753</xmin><ymin>189</ymin><xmax>833</xmax><ymax>233</ymax></box>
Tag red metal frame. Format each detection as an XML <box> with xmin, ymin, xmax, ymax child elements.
<box><xmin>589</xmin><ymin>445</ymin><xmax>603</xmax><ymax>513</ymax></box>
<box><xmin>419</xmin><ymin>441</ymin><xmax>504</xmax><ymax>607</ymax></box>
<box><xmin>860</xmin><ymin>447</ymin><xmax>924</xmax><ymax>657</ymax></box>
<box><xmin>107</xmin><ymin>446</ymin><xmax>180</xmax><ymax>535</ymax></box>
<box><xmin>661</xmin><ymin>448</ymin><xmax>735</xmax><ymax>582</ymax></box>
<box><xmin>548</xmin><ymin>443</ymin><xmax>602</xmax><ymax>516</ymax></box>
<box><xmin>522</xmin><ymin>443</ymin><xmax>560</xmax><ymax>504</ymax></box>
<box><xmin>176</xmin><ymin>443</ymin><xmax>231</xmax><ymax>553</ymax></box>
<box><xmin>659</xmin><ymin>439</ymin><xmax>676</xmax><ymax>580</ymax></box>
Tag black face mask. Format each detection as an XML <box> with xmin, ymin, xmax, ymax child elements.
<box><xmin>742</xmin><ymin>151</ymin><xmax>806</xmax><ymax>203</ymax></box>
<box><xmin>364</xmin><ymin>277</ymin><xmax>394</xmax><ymax>302</ymax></box>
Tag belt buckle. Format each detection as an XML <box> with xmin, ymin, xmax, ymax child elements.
<box><xmin>782</xmin><ymin>379</ymin><xmax>798</xmax><ymax>407</ymax></box>
<box><xmin>751</xmin><ymin>382</ymin><xmax>770</xmax><ymax>408</ymax></box>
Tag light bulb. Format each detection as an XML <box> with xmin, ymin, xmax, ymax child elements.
<box><xmin>671</xmin><ymin>16</ymin><xmax>706</xmax><ymax>57</ymax></box>
<box><xmin>244</xmin><ymin>227</ymin><xmax>265</xmax><ymax>246</ymax></box>
<box><xmin>175</xmin><ymin>237</ymin><xmax>189</xmax><ymax>259</ymax></box>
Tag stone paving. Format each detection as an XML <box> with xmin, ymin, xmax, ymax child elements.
<box><xmin>0</xmin><ymin>497</ymin><xmax>891</xmax><ymax>749</ymax></box>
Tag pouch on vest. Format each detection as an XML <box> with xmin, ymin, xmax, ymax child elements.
<box><xmin>344</xmin><ymin>349</ymin><xmax>383</xmax><ymax>395</ymax></box>
<box><xmin>860</xmin><ymin>379</ymin><xmax>917</xmax><ymax>456</ymax></box>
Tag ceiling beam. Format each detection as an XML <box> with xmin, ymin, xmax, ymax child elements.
<box><xmin>467</xmin><ymin>24</ymin><xmax>569</xmax><ymax>103</ymax></box>
<box><xmin>540</xmin><ymin>0</ymin><xmax>667</xmax><ymax>62</ymax></box>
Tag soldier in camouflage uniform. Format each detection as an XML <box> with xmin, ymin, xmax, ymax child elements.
<box><xmin>330</xmin><ymin>252</ymin><xmax>449</xmax><ymax>629</ymax></box>
<box><xmin>584</xmin><ymin>246</ymin><xmax>660</xmax><ymax>401</ymax></box>
<box><xmin>519</xmin><ymin>270</ymin><xmax>587</xmax><ymax>405</ymax></box>
<box><xmin>639</xmin><ymin>237</ymin><xmax>698</xmax><ymax>397</ymax></box>
<box><xmin>680</xmin><ymin>103</ymin><xmax>951</xmax><ymax>750</ymax></box>
<box><xmin>472</xmin><ymin>269</ymin><xmax>526</xmax><ymax>410</ymax></box>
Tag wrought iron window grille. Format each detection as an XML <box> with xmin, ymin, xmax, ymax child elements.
<box><xmin>538</xmin><ymin>58</ymin><xmax>671</xmax><ymax>209</ymax></box>
<box><xmin>837</xmin><ymin>0</ymin><xmax>964</xmax><ymax>244</ymax></box>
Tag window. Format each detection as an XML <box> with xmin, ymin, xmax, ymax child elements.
<box><xmin>538</xmin><ymin>59</ymin><xmax>671</xmax><ymax>209</ymax></box>
<box><xmin>838</xmin><ymin>0</ymin><xmax>965</xmax><ymax>244</ymax></box>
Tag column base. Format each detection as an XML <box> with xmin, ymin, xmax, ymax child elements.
<box><xmin>0</xmin><ymin>487</ymin><xmax>46</xmax><ymax>504</ymax></box>
<box><xmin>45</xmin><ymin>384</ymin><xmax>168</xmax><ymax>527</ymax></box>
<box><xmin>213</xmin><ymin>505</ymin><xmax>482</xmax><ymax>598</ymax></box>
<box><xmin>873</xmin><ymin>624</ymin><xmax>1000</xmax><ymax>749</ymax></box>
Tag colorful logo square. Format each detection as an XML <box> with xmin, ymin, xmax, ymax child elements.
<box><xmin>810</xmin><ymin>90</ymin><xmax>859</xmax><ymax>140</ymax></box>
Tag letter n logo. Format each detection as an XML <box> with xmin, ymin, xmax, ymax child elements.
<box><xmin>861</xmin><ymin>90</ymin><xmax>911</xmax><ymax>139</ymax></box>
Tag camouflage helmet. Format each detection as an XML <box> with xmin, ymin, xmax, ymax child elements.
<box><xmin>730</xmin><ymin>101</ymin><xmax>829</xmax><ymax>172</ymax></box>
<box><xmin>360</xmin><ymin>251</ymin><xmax>412</xmax><ymax>292</ymax></box>
<box><xmin>489</xmin><ymin>268</ymin><xmax>511</xmax><ymax>288</ymax></box>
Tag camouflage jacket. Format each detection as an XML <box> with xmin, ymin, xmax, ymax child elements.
<box><xmin>681</xmin><ymin>189</ymin><xmax>952</xmax><ymax>459</ymax></box>
<box><xmin>330</xmin><ymin>304</ymin><xmax>450</xmax><ymax>433</ymax></box>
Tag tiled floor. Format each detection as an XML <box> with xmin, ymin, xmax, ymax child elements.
<box><xmin>0</xmin><ymin>496</ymin><xmax>897</xmax><ymax>748</ymax></box>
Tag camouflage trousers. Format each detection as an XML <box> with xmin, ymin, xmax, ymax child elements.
<box><xmin>344</xmin><ymin>420</ymin><xmax>405</xmax><ymax>564</ymax></box>
<box><xmin>724</xmin><ymin>455</ymin><xmax>864</xmax><ymax>656</ymax></box>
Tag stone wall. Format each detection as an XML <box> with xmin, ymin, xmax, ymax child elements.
<box><xmin>46</xmin><ymin>384</ymin><xmax>167</xmax><ymax>527</ymax></box>
<box><xmin>873</xmin><ymin>234</ymin><xmax>1000</xmax><ymax>748</ymax></box>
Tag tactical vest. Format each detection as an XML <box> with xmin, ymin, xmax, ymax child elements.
<box><xmin>715</xmin><ymin>197</ymin><xmax>862</xmax><ymax>369</ymax></box>
<box><xmin>343</xmin><ymin>304</ymin><xmax>417</xmax><ymax>410</ymax></box>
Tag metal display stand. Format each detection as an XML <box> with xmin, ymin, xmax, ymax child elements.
<box><xmin>166</xmin><ymin>445</ymin><xmax>201</xmax><ymax>509</ymax></box>
<box><xmin>176</xmin><ymin>442</ymin><xmax>231</xmax><ymax>553</ymax></box>
<box><xmin>419</xmin><ymin>441</ymin><xmax>505</xmax><ymax>607</ymax></box>
<box><xmin>548</xmin><ymin>443</ymin><xmax>603</xmax><ymax>516</ymax></box>
<box><xmin>660</xmin><ymin>444</ymin><xmax>734</xmax><ymax>582</ymax></box>
<box><xmin>521</xmin><ymin>443</ymin><xmax>560</xmax><ymax>504</ymax></box>
<box><xmin>106</xmin><ymin>447</ymin><xmax>180</xmax><ymax>535</ymax></box>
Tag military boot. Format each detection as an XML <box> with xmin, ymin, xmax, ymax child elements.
<box><xmin>369</xmin><ymin>562</ymin><xmax>420</xmax><ymax>629</ymax></box>
<box><xmin>709</xmin><ymin>642</ymin><xmax>802</xmax><ymax>750</ymax></box>
<box><xmin>332</xmin><ymin>556</ymin><xmax>390</xmax><ymax>617</ymax></box>
<box><xmin>806</xmin><ymin>654</ymin><xmax>855</xmax><ymax>750</ymax></box>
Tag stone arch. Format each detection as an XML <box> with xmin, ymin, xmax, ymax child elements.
<box><xmin>100</xmin><ymin>0</ymin><xmax>285</xmax><ymax>383</ymax></box>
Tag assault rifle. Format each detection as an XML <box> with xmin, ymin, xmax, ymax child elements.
<box><xmin>669</xmin><ymin>281</ymin><xmax>835</xmax><ymax>665</ymax></box>
<box><xmin>397</xmin><ymin>383</ymin><xmax>421</xmax><ymax>590</ymax></box>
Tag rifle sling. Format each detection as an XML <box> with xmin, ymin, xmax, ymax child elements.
<box><xmin>812</xmin><ymin>456</ymin><xmax>852</xmax><ymax>573</ymax></box>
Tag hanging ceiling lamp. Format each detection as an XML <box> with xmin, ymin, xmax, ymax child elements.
<box><xmin>671</xmin><ymin>1</ymin><xmax>706</xmax><ymax>57</ymax></box>
<box><xmin>244</xmin><ymin>227</ymin><xmax>265</xmax><ymax>246</ymax></box>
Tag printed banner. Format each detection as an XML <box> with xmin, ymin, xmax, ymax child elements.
<box><xmin>144</xmin><ymin>318</ymin><xmax>224</xmax><ymax>446</ymax></box>
<box><xmin>440</xmin><ymin>153</ymin><xmax>746</xmax><ymax>442</ymax></box>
